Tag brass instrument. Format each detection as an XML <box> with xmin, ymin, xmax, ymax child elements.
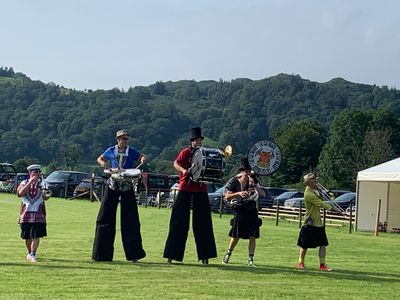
<box><xmin>316</xmin><ymin>183</ymin><xmax>344</xmax><ymax>214</ymax></box>
<box><xmin>39</xmin><ymin>176</ymin><xmax>52</xmax><ymax>198</ymax></box>
<box><xmin>223</xmin><ymin>145</ymin><xmax>233</xmax><ymax>159</ymax></box>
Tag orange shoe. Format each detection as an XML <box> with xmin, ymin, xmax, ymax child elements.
<box><xmin>319</xmin><ymin>264</ymin><xmax>332</xmax><ymax>271</ymax></box>
<box><xmin>297</xmin><ymin>262</ymin><xmax>305</xmax><ymax>270</ymax></box>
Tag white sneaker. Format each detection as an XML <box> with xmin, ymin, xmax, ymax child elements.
<box><xmin>248</xmin><ymin>259</ymin><xmax>254</xmax><ymax>267</ymax></box>
<box><xmin>222</xmin><ymin>253</ymin><xmax>231</xmax><ymax>264</ymax></box>
<box><xmin>27</xmin><ymin>254</ymin><xmax>37</xmax><ymax>263</ymax></box>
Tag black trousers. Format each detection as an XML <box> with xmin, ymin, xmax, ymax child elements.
<box><xmin>92</xmin><ymin>186</ymin><xmax>146</xmax><ymax>261</ymax></box>
<box><xmin>163</xmin><ymin>190</ymin><xmax>217</xmax><ymax>261</ymax></box>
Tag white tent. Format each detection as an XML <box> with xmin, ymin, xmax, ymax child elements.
<box><xmin>356</xmin><ymin>157</ymin><xmax>400</xmax><ymax>232</ymax></box>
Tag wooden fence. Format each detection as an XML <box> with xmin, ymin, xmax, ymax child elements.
<box><xmin>258</xmin><ymin>203</ymin><xmax>355</xmax><ymax>233</ymax></box>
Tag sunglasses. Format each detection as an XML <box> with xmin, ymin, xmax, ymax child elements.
<box><xmin>31</xmin><ymin>170</ymin><xmax>41</xmax><ymax>174</ymax></box>
<box><xmin>121</xmin><ymin>137</ymin><xmax>129</xmax><ymax>141</ymax></box>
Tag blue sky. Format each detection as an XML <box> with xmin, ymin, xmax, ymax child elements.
<box><xmin>1</xmin><ymin>0</ymin><xmax>399</xmax><ymax>90</ymax></box>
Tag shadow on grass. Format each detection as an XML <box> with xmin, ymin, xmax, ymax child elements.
<box><xmin>3</xmin><ymin>259</ymin><xmax>398</xmax><ymax>284</ymax></box>
<box><xmin>121</xmin><ymin>260</ymin><xmax>400</xmax><ymax>284</ymax></box>
<box><xmin>0</xmin><ymin>258</ymin><xmax>110</xmax><ymax>270</ymax></box>
<box><xmin>208</xmin><ymin>263</ymin><xmax>400</xmax><ymax>283</ymax></box>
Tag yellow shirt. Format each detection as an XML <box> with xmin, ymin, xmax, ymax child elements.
<box><xmin>303</xmin><ymin>186</ymin><xmax>332</xmax><ymax>227</ymax></box>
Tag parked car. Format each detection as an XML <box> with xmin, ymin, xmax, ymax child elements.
<box><xmin>284</xmin><ymin>197</ymin><xmax>305</xmax><ymax>208</ymax></box>
<box><xmin>137</xmin><ymin>173</ymin><xmax>179</xmax><ymax>196</ymax></box>
<box><xmin>73</xmin><ymin>176</ymin><xmax>105</xmax><ymax>199</ymax></box>
<box><xmin>0</xmin><ymin>163</ymin><xmax>17</xmax><ymax>181</ymax></box>
<box><xmin>168</xmin><ymin>181</ymin><xmax>224</xmax><ymax>207</ymax></box>
<box><xmin>44</xmin><ymin>171</ymin><xmax>91</xmax><ymax>198</ymax></box>
<box><xmin>208</xmin><ymin>186</ymin><xmax>226</xmax><ymax>211</ymax></box>
<box><xmin>5</xmin><ymin>173</ymin><xmax>29</xmax><ymax>193</ymax></box>
<box><xmin>135</xmin><ymin>173</ymin><xmax>180</xmax><ymax>206</ymax></box>
<box><xmin>274</xmin><ymin>190</ymin><xmax>304</xmax><ymax>206</ymax></box>
<box><xmin>284</xmin><ymin>189</ymin><xmax>353</xmax><ymax>208</ymax></box>
<box><xmin>345</xmin><ymin>205</ymin><xmax>356</xmax><ymax>217</ymax></box>
<box><xmin>325</xmin><ymin>192</ymin><xmax>356</xmax><ymax>210</ymax></box>
<box><xmin>258</xmin><ymin>187</ymin><xmax>288</xmax><ymax>208</ymax></box>
<box><xmin>0</xmin><ymin>163</ymin><xmax>17</xmax><ymax>192</ymax></box>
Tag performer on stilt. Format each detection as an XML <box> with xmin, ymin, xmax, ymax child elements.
<box><xmin>163</xmin><ymin>127</ymin><xmax>217</xmax><ymax>264</ymax></box>
<box><xmin>92</xmin><ymin>129</ymin><xmax>147</xmax><ymax>262</ymax></box>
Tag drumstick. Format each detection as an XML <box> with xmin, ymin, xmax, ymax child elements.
<box><xmin>136</xmin><ymin>162</ymin><xmax>143</xmax><ymax>169</ymax></box>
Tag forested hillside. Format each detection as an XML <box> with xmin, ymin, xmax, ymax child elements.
<box><xmin>1</xmin><ymin>67</ymin><xmax>400</xmax><ymax>188</ymax></box>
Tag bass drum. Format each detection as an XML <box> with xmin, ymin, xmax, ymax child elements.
<box><xmin>190</xmin><ymin>147</ymin><xmax>225</xmax><ymax>183</ymax></box>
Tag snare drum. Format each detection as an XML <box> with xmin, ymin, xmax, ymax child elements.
<box><xmin>120</xmin><ymin>168</ymin><xmax>141</xmax><ymax>179</ymax></box>
<box><xmin>104</xmin><ymin>168</ymin><xmax>141</xmax><ymax>179</ymax></box>
<box><xmin>190</xmin><ymin>147</ymin><xmax>225</xmax><ymax>183</ymax></box>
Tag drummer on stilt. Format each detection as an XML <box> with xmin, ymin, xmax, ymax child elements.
<box><xmin>163</xmin><ymin>127</ymin><xmax>217</xmax><ymax>264</ymax></box>
<box><xmin>92</xmin><ymin>129</ymin><xmax>148</xmax><ymax>262</ymax></box>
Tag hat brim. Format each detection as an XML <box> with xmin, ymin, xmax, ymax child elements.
<box><xmin>304</xmin><ymin>176</ymin><xmax>318</xmax><ymax>183</ymax></box>
<box><xmin>239</xmin><ymin>167</ymin><xmax>251</xmax><ymax>171</ymax></box>
<box><xmin>190</xmin><ymin>136</ymin><xmax>204</xmax><ymax>141</ymax></box>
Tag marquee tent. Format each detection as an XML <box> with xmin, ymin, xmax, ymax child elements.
<box><xmin>356</xmin><ymin>157</ymin><xmax>400</xmax><ymax>232</ymax></box>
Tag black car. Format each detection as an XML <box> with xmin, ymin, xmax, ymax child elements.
<box><xmin>73</xmin><ymin>176</ymin><xmax>105</xmax><ymax>199</ymax></box>
<box><xmin>274</xmin><ymin>190</ymin><xmax>304</xmax><ymax>206</ymax></box>
<box><xmin>258</xmin><ymin>187</ymin><xmax>288</xmax><ymax>208</ymax></box>
<box><xmin>44</xmin><ymin>171</ymin><xmax>91</xmax><ymax>198</ymax></box>
<box><xmin>208</xmin><ymin>186</ymin><xmax>226</xmax><ymax>212</ymax></box>
<box><xmin>0</xmin><ymin>163</ymin><xmax>17</xmax><ymax>181</ymax></box>
<box><xmin>325</xmin><ymin>192</ymin><xmax>356</xmax><ymax>210</ymax></box>
<box><xmin>0</xmin><ymin>163</ymin><xmax>17</xmax><ymax>192</ymax></box>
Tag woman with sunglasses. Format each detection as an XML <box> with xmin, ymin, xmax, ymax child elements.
<box><xmin>17</xmin><ymin>164</ymin><xmax>49</xmax><ymax>262</ymax></box>
<box><xmin>92</xmin><ymin>129</ymin><xmax>148</xmax><ymax>262</ymax></box>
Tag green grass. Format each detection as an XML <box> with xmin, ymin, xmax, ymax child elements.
<box><xmin>1</xmin><ymin>193</ymin><xmax>399</xmax><ymax>299</ymax></box>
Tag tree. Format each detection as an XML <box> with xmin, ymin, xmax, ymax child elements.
<box><xmin>60</xmin><ymin>144</ymin><xmax>81</xmax><ymax>170</ymax></box>
<box><xmin>13</xmin><ymin>156</ymin><xmax>39</xmax><ymax>173</ymax></box>
<box><xmin>152</xmin><ymin>81</ymin><xmax>166</xmax><ymax>95</ymax></box>
<box><xmin>354</xmin><ymin>129</ymin><xmax>395</xmax><ymax>170</ymax></box>
<box><xmin>318</xmin><ymin>108</ymin><xmax>400</xmax><ymax>190</ymax></box>
<box><xmin>318</xmin><ymin>109</ymin><xmax>373</xmax><ymax>189</ymax></box>
<box><xmin>271</xmin><ymin>120</ymin><xmax>326</xmax><ymax>186</ymax></box>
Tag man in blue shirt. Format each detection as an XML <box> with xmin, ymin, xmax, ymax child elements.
<box><xmin>92</xmin><ymin>129</ymin><xmax>148</xmax><ymax>262</ymax></box>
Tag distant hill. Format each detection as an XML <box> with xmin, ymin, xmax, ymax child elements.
<box><xmin>1</xmin><ymin>67</ymin><xmax>400</xmax><ymax>175</ymax></box>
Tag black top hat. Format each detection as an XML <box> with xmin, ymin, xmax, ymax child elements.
<box><xmin>190</xmin><ymin>127</ymin><xmax>204</xmax><ymax>140</ymax></box>
<box><xmin>239</xmin><ymin>157</ymin><xmax>252</xmax><ymax>171</ymax></box>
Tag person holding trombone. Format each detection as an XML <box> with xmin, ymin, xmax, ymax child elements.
<box><xmin>297</xmin><ymin>173</ymin><xmax>341</xmax><ymax>271</ymax></box>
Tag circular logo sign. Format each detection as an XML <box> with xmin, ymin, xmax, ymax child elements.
<box><xmin>247</xmin><ymin>139</ymin><xmax>282</xmax><ymax>176</ymax></box>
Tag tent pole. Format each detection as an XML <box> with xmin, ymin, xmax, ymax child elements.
<box><xmin>374</xmin><ymin>199</ymin><xmax>382</xmax><ymax>236</ymax></box>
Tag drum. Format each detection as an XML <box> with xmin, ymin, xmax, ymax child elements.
<box><xmin>190</xmin><ymin>147</ymin><xmax>225</xmax><ymax>183</ymax></box>
<box><xmin>120</xmin><ymin>168</ymin><xmax>141</xmax><ymax>179</ymax></box>
<box><xmin>104</xmin><ymin>168</ymin><xmax>141</xmax><ymax>179</ymax></box>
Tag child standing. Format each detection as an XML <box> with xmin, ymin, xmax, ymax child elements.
<box><xmin>17</xmin><ymin>164</ymin><xmax>49</xmax><ymax>262</ymax></box>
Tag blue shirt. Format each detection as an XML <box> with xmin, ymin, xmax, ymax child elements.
<box><xmin>102</xmin><ymin>145</ymin><xmax>141</xmax><ymax>169</ymax></box>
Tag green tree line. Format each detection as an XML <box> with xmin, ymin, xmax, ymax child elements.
<box><xmin>1</xmin><ymin>67</ymin><xmax>400</xmax><ymax>190</ymax></box>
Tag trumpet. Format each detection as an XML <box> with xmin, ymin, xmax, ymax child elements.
<box><xmin>39</xmin><ymin>176</ymin><xmax>52</xmax><ymax>199</ymax></box>
<box><xmin>316</xmin><ymin>183</ymin><xmax>344</xmax><ymax>214</ymax></box>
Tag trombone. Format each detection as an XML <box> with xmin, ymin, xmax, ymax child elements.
<box><xmin>316</xmin><ymin>183</ymin><xmax>344</xmax><ymax>214</ymax></box>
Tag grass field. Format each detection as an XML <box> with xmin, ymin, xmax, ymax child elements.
<box><xmin>1</xmin><ymin>193</ymin><xmax>399</xmax><ymax>299</ymax></box>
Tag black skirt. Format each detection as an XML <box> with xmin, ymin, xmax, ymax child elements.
<box><xmin>297</xmin><ymin>225</ymin><xmax>328</xmax><ymax>248</ymax></box>
<box><xmin>229</xmin><ymin>203</ymin><xmax>261</xmax><ymax>239</ymax></box>
<box><xmin>20</xmin><ymin>223</ymin><xmax>47</xmax><ymax>239</ymax></box>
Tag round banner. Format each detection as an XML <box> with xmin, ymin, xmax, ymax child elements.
<box><xmin>247</xmin><ymin>139</ymin><xmax>282</xmax><ymax>176</ymax></box>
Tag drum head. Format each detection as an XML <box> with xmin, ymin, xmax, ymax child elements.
<box><xmin>190</xmin><ymin>148</ymin><xmax>204</xmax><ymax>181</ymax></box>
<box><xmin>122</xmin><ymin>168</ymin><xmax>141</xmax><ymax>178</ymax></box>
<box><xmin>104</xmin><ymin>168</ymin><xmax>124</xmax><ymax>175</ymax></box>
